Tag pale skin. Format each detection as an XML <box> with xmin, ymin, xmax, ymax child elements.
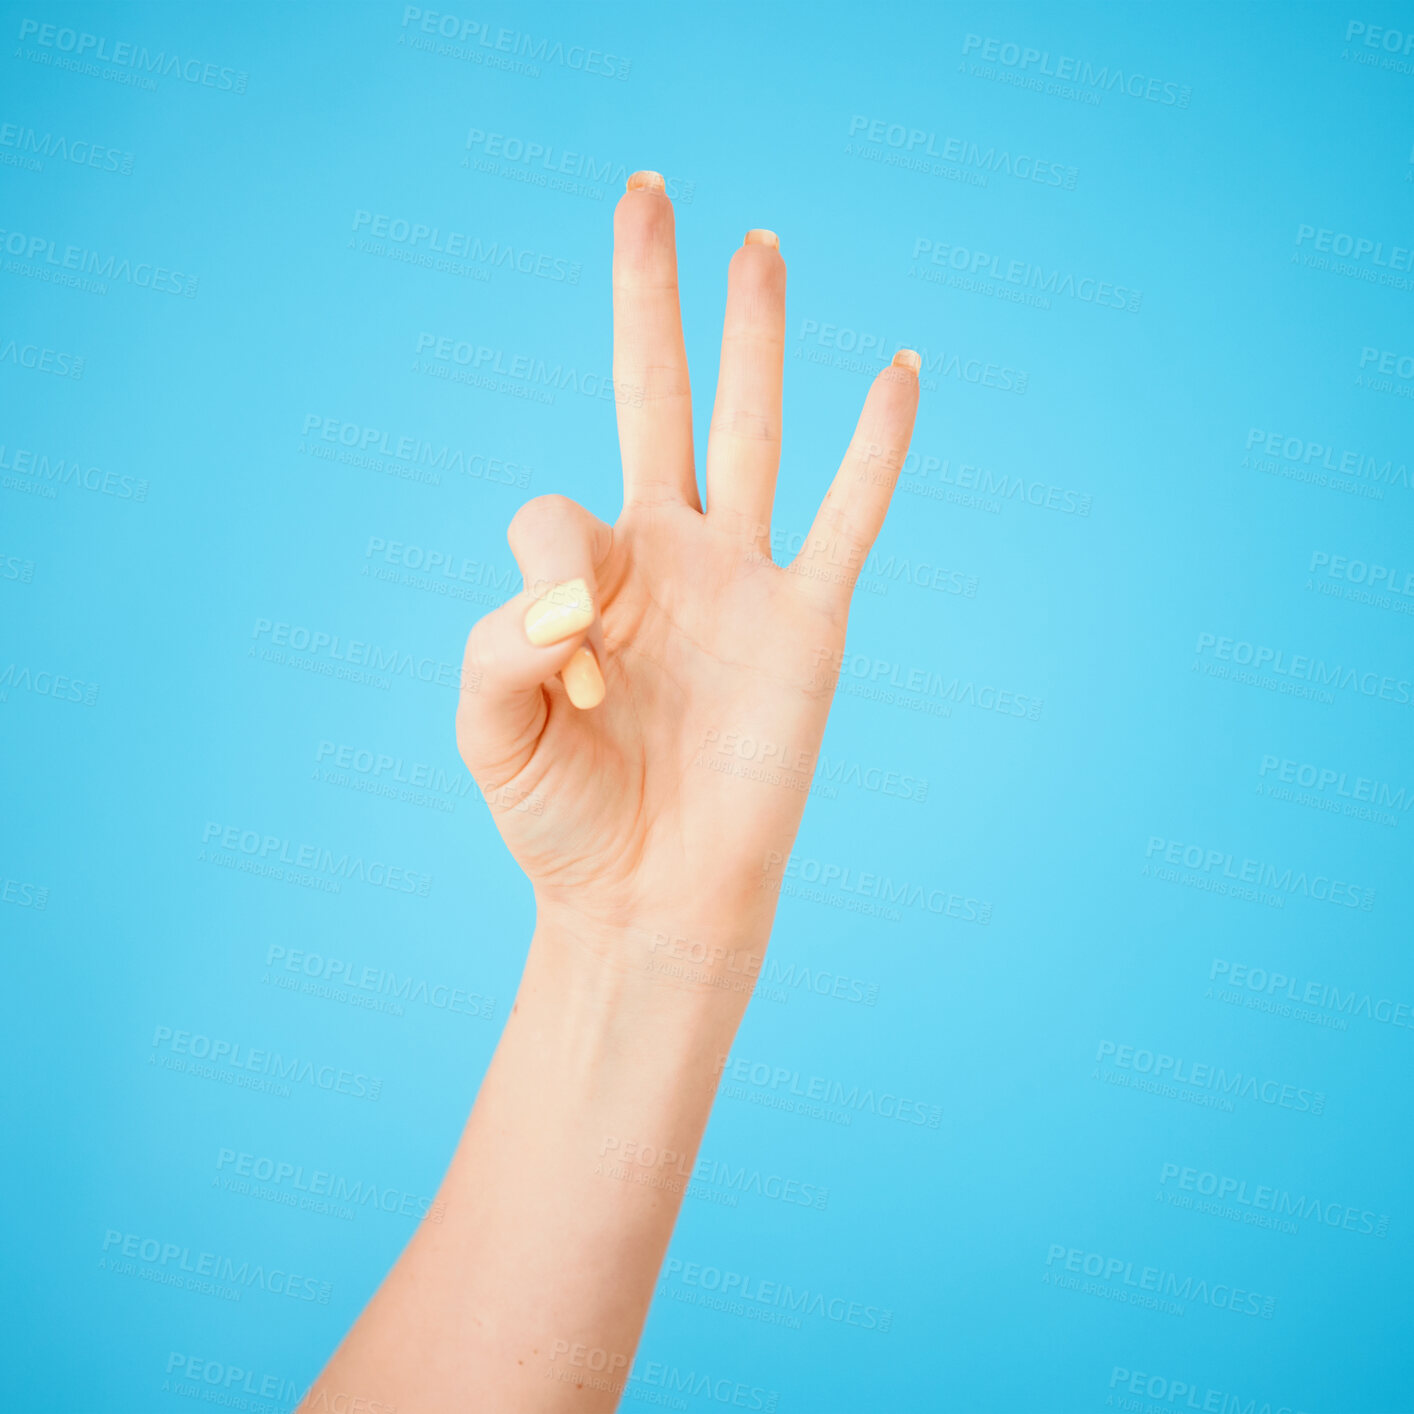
<box><xmin>298</xmin><ymin>170</ymin><xmax>920</xmax><ymax>1413</ymax></box>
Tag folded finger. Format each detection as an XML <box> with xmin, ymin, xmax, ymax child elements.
<box><xmin>455</xmin><ymin>495</ymin><xmax>613</xmax><ymax>788</ymax></box>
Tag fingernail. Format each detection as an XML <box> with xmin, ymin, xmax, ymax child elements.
<box><xmin>561</xmin><ymin>645</ymin><xmax>606</xmax><ymax>709</ymax></box>
<box><xmin>524</xmin><ymin>578</ymin><xmax>595</xmax><ymax>646</ymax></box>
<box><xmin>626</xmin><ymin>170</ymin><xmax>666</xmax><ymax>194</ymax></box>
<box><xmin>892</xmin><ymin>349</ymin><xmax>921</xmax><ymax>374</ymax></box>
<box><xmin>744</xmin><ymin>229</ymin><xmax>779</xmax><ymax>250</ymax></box>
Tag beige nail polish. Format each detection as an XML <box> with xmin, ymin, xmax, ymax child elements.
<box><xmin>892</xmin><ymin>349</ymin><xmax>922</xmax><ymax>373</ymax></box>
<box><xmin>626</xmin><ymin>170</ymin><xmax>666</xmax><ymax>194</ymax></box>
<box><xmin>524</xmin><ymin>578</ymin><xmax>594</xmax><ymax>646</ymax></box>
<box><xmin>744</xmin><ymin>229</ymin><xmax>780</xmax><ymax>250</ymax></box>
<box><xmin>561</xmin><ymin>645</ymin><xmax>606</xmax><ymax>709</ymax></box>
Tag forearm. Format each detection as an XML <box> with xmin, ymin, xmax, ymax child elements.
<box><xmin>302</xmin><ymin>913</ymin><xmax>763</xmax><ymax>1414</ymax></box>
<box><xmin>302</xmin><ymin>173</ymin><xmax>917</xmax><ymax>1414</ymax></box>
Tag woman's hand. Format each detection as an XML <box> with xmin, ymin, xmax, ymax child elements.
<box><xmin>303</xmin><ymin>173</ymin><xmax>922</xmax><ymax>1414</ymax></box>
<box><xmin>455</xmin><ymin>171</ymin><xmax>920</xmax><ymax>966</ymax></box>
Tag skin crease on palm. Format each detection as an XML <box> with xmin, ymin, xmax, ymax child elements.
<box><xmin>298</xmin><ymin>170</ymin><xmax>920</xmax><ymax>1414</ymax></box>
<box><xmin>454</xmin><ymin>172</ymin><xmax>922</xmax><ymax>958</ymax></box>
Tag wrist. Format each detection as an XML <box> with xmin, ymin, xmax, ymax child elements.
<box><xmin>499</xmin><ymin>916</ymin><xmax>752</xmax><ymax>1148</ymax></box>
<box><xmin>526</xmin><ymin>904</ymin><xmax>768</xmax><ymax>1026</ymax></box>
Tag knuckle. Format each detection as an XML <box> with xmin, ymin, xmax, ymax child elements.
<box><xmin>507</xmin><ymin>493</ymin><xmax>579</xmax><ymax>549</ymax></box>
<box><xmin>460</xmin><ymin>620</ymin><xmax>500</xmax><ymax>700</ymax></box>
<box><xmin>712</xmin><ymin>407</ymin><xmax>777</xmax><ymax>445</ymax></box>
<box><xmin>464</xmin><ymin>613</ymin><xmax>500</xmax><ymax>673</ymax></box>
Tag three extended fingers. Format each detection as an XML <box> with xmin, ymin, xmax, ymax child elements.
<box><xmin>458</xmin><ymin>173</ymin><xmax>921</xmax><ymax>777</ymax></box>
<box><xmin>614</xmin><ymin>173</ymin><xmax>918</xmax><ymax>587</ymax></box>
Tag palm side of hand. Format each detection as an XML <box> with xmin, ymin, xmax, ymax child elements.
<box><xmin>482</xmin><ymin>503</ymin><xmax>841</xmax><ymax>930</ymax></box>
<box><xmin>455</xmin><ymin>179</ymin><xmax>919</xmax><ymax>941</ymax></box>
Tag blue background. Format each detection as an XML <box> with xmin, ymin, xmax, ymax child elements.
<box><xmin>3</xmin><ymin>3</ymin><xmax>1413</xmax><ymax>1411</ymax></box>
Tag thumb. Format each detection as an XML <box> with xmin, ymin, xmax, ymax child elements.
<box><xmin>455</xmin><ymin>494</ymin><xmax>613</xmax><ymax>790</ymax></box>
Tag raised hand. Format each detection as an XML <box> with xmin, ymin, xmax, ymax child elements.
<box><xmin>302</xmin><ymin>173</ymin><xmax>921</xmax><ymax>1414</ymax></box>
<box><xmin>455</xmin><ymin>171</ymin><xmax>921</xmax><ymax>957</ymax></box>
